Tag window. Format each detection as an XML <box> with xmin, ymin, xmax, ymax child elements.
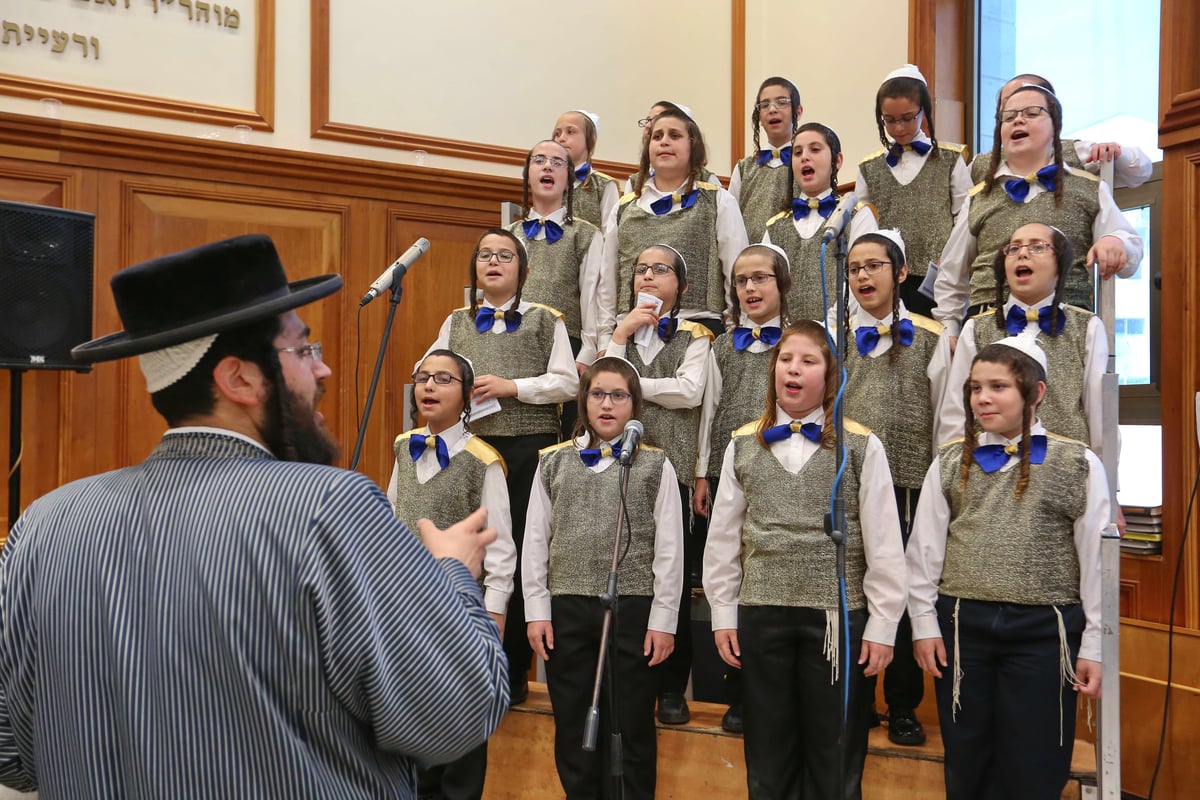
<box><xmin>970</xmin><ymin>0</ymin><xmax>1163</xmax><ymax>424</ymax></box>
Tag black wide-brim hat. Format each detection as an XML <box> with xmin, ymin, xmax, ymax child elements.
<box><xmin>72</xmin><ymin>234</ymin><xmax>343</xmax><ymax>363</ymax></box>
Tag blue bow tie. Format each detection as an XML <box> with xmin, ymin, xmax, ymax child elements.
<box><xmin>973</xmin><ymin>435</ymin><xmax>1048</xmax><ymax>473</ymax></box>
<box><xmin>1004</xmin><ymin>304</ymin><xmax>1065</xmax><ymax>337</ymax></box>
<box><xmin>656</xmin><ymin>316</ymin><xmax>677</xmax><ymax>342</ymax></box>
<box><xmin>475</xmin><ymin>306</ymin><xmax>522</xmax><ymax>334</ymax></box>
<box><xmin>792</xmin><ymin>194</ymin><xmax>838</xmax><ymax>220</ymax></box>
<box><xmin>885</xmin><ymin>139</ymin><xmax>932</xmax><ymax>167</ymax></box>
<box><xmin>1004</xmin><ymin>165</ymin><xmax>1058</xmax><ymax>203</ymax></box>
<box><xmin>409</xmin><ymin>433</ymin><xmax>451</xmax><ymax>471</ymax></box>
<box><xmin>762</xmin><ymin>420</ymin><xmax>823</xmax><ymax>445</ymax></box>
<box><xmin>732</xmin><ymin>325</ymin><xmax>782</xmax><ymax>352</ymax></box>
<box><xmin>650</xmin><ymin>188</ymin><xmax>699</xmax><ymax>216</ymax></box>
<box><xmin>579</xmin><ymin>442</ymin><xmax>622</xmax><ymax>467</ymax></box>
<box><xmin>854</xmin><ymin>318</ymin><xmax>915</xmax><ymax>356</ymax></box>
<box><xmin>575</xmin><ymin>162</ymin><xmax>591</xmax><ymax>182</ymax></box>
<box><xmin>522</xmin><ymin>217</ymin><xmax>564</xmax><ymax>244</ymax></box>
<box><xmin>756</xmin><ymin>145</ymin><xmax>792</xmax><ymax>166</ymax></box>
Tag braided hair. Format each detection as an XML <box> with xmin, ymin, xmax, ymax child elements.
<box><xmin>991</xmin><ymin>224</ymin><xmax>1073</xmax><ymax>334</ymax></box>
<box><xmin>573</xmin><ymin>357</ymin><xmax>644</xmax><ymax>449</ymax></box>
<box><xmin>983</xmin><ymin>84</ymin><xmax>1065</xmax><ymax>208</ymax></box>
<box><xmin>520</xmin><ymin>140</ymin><xmax>575</xmax><ymax>223</ymax></box>
<box><xmin>783</xmin><ymin>122</ymin><xmax>842</xmax><ymax>213</ymax></box>
<box><xmin>750</xmin><ymin>77</ymin><xmax>802</xmax><ymax>156</ymax></box>
<box><xmin>728</xmin><ymin>244</ymin><xmax>793</xmax><ymax>327</ymax></box>
<box><xmin>846</xmin><ymin>233</ymin><xmax>907</xmax><ymax>364</ymax></box>
<box><xmin>411</xmin><ymin>349</ymin><xmax>476</xmax><ymax>431</ymax></box>
<box><xmin>626</xmin><ymin>244</ymin><xmax>686</xmax><ymax>341</ymax></box>
<box><xmin>469</xmin><ymin>228</ymin><xmax>529</xmax><ymax>329</ymax></box>
<box><xmin>875</xmin><ymin>76</ymin><xmax>939</xmax><ymax>158</ymax></box>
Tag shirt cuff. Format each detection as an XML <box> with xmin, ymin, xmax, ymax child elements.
<box><xmin>711</xmin><ymin>603</ymin><xmax>738</xmax><ymax>631</ymax></box>
<box><xmin>648</xmin><ymin>607</ymin><xmax>679</xmax><ymax>634</ymax></box>
<box><xmin>524</xmin><ymin>597</ymin><xmax>552</xmax><ymax>623</ymax></box>
<box><xmin>863</xmin><ymin>616</ymin><xmax>898</xmax><ymax>646</ymax></box>
<box><xmin>910</xmin><ymin>612</ymin><xmax>943</xmax><ymax>642</ymax></box>
<box><xmin>1078</xmin><ymin>634</ymin><xmax>1101</xmax><ymax>663</ymax></box>
<box><xmin>483</xmin><ymin>589</ymin><xmax>512</xmax><ymax>616</ymax></box>
<box><xmin>942</xmin><ymin>319</ymin><xmax>962</xmax><ymax>338</ymax></box>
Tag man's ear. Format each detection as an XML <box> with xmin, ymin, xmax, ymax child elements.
<box><xmin>211</xmin><ymin>355</ymin><xmax>267</xmax><ymax>408</ymax></box>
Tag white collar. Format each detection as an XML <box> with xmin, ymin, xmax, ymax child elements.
<box><xmin>774</xmin><ymin>405</ymin><xmax>824</xmax><ymax>426</ymax></box>
<box><xmin>164</xmin><ymin>426</ymin><xmax>273</xmax><ymax>456</ymax></box>
<box><xmin>421</xmin><ymin>420</ymin><xmax>467</xmax><ymax>449</ymax></box>
<box><xmin>978</xmin><ymin>419</ymin><xmax>1047</xmax><ymax>447</ymax></box>
<box><xmin>525</xmin><ymin>206</ymin><xmax>567</xmax><ymax>224</ymax></box>
<box><xmin>739</xmin><ymin>313</ymin><xmax>782</xmax><ymax>328</ymax></box>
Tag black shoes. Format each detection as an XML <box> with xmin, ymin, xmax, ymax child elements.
<box><xmin>721</xmin><ymin>703</ymin><xmax>743</xmax><ymax>733</ymax></box>
<box><xmin>887</xmin><ymin>709</ymin><xmax>926</xmax><ymax>746</ymax></box>
<box><xmin>656</xmin><ymin>692</ymin><xmax>691</xmax><ymax>725</ymax></box>
<box><xmin>509</xmin><ymin>673</ymin><xmax>529</xmax><ymax>706</ymax></box>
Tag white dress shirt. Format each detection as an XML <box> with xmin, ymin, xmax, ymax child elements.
<box><xmin>728</xmin><ymin>152</ymin><xmax>788</xmax><ymax>203</ymax></box>
<box><xmin>906</xmin><ymin>421</ymin><xmax>1107</xmax><ymax>661</ymax></box>
<box><xmin>522</xmin><ymin>435</ymin><xmax>685</xmax><ymax>633</ymax></box>
<box><xmin>932</xmin><ymin>163</ymin><xmax>1144</xmax><ymax>335</ymax></box>
<box><xmin>969</xmin><ymin>140</ymin><xmax>1153</xmax><ymax>190</ymax></box>
<box><xmin>702</xmin><ymin>406</ymin><xmax>908</xmax><ymax>645</ymax></box>
<box><xmin>522</xmin><ymin>205</ymin><xmax>608</xmax><ymax>365</ymax></box>
<box><xmin>574</xmin><ymin>174</ymin><xmax>621</xmax><ymax>236</ymax></box>
<box><xmin>424</xmin><ymin>297</ymin><xmax>579</xmax><ymax>404</ymax></box>
<box><xmin>385</xmin><ymin>421</ymin><xmax>517</xmax><ymax>615</ymax></box>
<box><xmin>936</xmin><ymin>297</ymin><xmax>1107</xmax><ymax>461</ymax></box>
<box><xmin>852</xmin><ymin>132</ymin><xmax>974</xmax><ymax>219</ymax></box>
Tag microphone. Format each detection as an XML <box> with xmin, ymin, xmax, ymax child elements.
<box><xmin>820</xmin><ymin>194</ymin><xmax>857</xmax><ymax>244</ymax></box>
<box><xmin>359</xmin><ymin>238</ymin><xmax>430</xmax><ymax>306</ymax></box>
<box><xmin>617</xmin><ymin>419</ymin><xmax>644</xmax><ymax>466</ymax></box>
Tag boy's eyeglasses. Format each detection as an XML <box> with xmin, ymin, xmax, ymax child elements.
<box><xmin>633</xmin><ymin>262</ymin><xmax>673</xmax><ymax>276</ymax></box>
<box><xmin>881</xmin><ymin>112</ymin><xmax>922</xmax><ymax>126</ymax></box>
<box><xmin>637</xmin><ymin>116</ymin><xmax>654</xmax><ymax>128</ymax></box>
<box><xmin>587</xmin><ymin>390</ymin><xmax>633</xmax><ymax>405</ymax></box>
<box><xmin>277</xmin><ymin>342</ymin><xmax>323</xmax><ymax>363</ymax></box>
<box><xmin>530</xmin><ymin>154</ymin><xmax>567</xmax><ymax>169</ymax></box>
<box><xmin>476</xmin><ymin>249</ymin><xmax>516</xmax><ymax>263</ymax></box>
<box><xmin>755</xmin><ymin>98</ymin><xmax>793</xmax><ymax>111</ymax></box>
<box><xmin>1001</xmin><ymin>241</ymin><xmax>1055</xmax><ymax>257</ymax></box>
<box><xmin>847</xmin><ymin>261</ymin><xmax>892</xmax><ymax>277</ymax></box>
<box><xmin>413</xmin><ymin>370</ymin><xmax>462</xmax><ymax>386</ymax></box>
<box><xmin>999</xmin><ymin>105</ymin><xmax>1049</xmax><ymax>123</ymax></box>
<box><xmin>734</xmin><ymin>273</ymin><xmax>776</xmax><ymax>288</ymax></box>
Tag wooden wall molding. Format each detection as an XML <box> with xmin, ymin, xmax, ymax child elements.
<box><xmin>1159</xmin><ymin>0</ymin><xmax>1200</xmax><ymax>145</ymax></box>
<box><xmin>0</xmin><ymin>0</ymin><xmax>276</xmax><ymax>131</ymax></box>
<box><xmin>730</xmin><ymin>0</ymin><xmax>746</xmax><ymax>163</ymax></box>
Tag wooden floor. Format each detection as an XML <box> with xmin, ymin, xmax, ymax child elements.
<box><xmin>484</xmin><ymin>682</ymin><xmax>1096</xmax><ymax>799</ymax></box>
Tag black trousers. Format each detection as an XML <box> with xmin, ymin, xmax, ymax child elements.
<box><xmin>479</xmin><ymin>433</ymin><xmax>558</xmax><ymax>691</ymax></box>
<box><xmin>658</xmin><ymin>481</ymin><xmax>693</xmax><ymax>696</ymax></box>
<box><xmin>934</xmin><ymin>595</ymin><xmax>1084</xmax><ymax>800</ymax></box>
<box><xmin>544</xmin><ymin>595</ymin><xmax>658</xmax><ymax>800</ymax></box>
<box><xmin>416</xmin><ymin>742</ymin><xmax>487</xmax><ymax>800</ymax></box>
<box><xmin>740</xmin><ymin>605</ymin><xmax>871</xmax><ymax>800</ymax></box>
<box><xmin>880</xmin><ymin>486</ymin><xmax>923</xmax><ymax>714</ymax></box>
<box><xmin>899</xmin><ymin>273</ymin><xmax>936</xmax><ymax>318</ymax></box>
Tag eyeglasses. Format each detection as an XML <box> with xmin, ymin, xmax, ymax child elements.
<box><xmin>881</xmin><ymin>111</ymin><xmax>922</xmax><ymax>126</ymax></box>
<box><xmin>999</xmin><ymin>105</ymin><xmax>1049</xmax><ymax>123</ymax></box>
<box><xmin>734</xmin><ymin>273</ymin><xmax>776</xmax><ymax>288</ymax></box>
<box><xmin>413</xmin><ymin>370</ymin><xmax>463</xmax><ymax>385</ymax></box>
<box><xmin>847</xmin><ymin>261</ymin><xmax>892</xmax><ymax>277</ymax></box>
<box><xmin>530</xmin><ymin>154</ymin><xmax>567</xmax><ymax>169</ymax></box>
<box><xmin>756</xmin><ymin>98</ymin><xmax>793</xmax><ymax>111</ymax></box>
<box><xmin>633</xmin><ymin>262</ymin><xmax>673</xmax><ymax>276</ymax></box>
<box><xmin>1001</xmin><ymin>241</ymin><xmax>1055</xmax><ymax>257</ymax></box>
<box><xmin>277</xmin><ymin>342</ymin><xmax>323</xmax><ymax>363</ymax></box>
<box><xmin>476</xmin><ymin>249</ymin><xmax>516</xmax><ymax>263</ymax></box>
<box><xmin>587</xmin><ymin>389</ymin><xmax>633</xmax><ymax>405</ymax></box>
<box><xmin>637</xmin><ymin>116</ymin><xmax>654</xmax><ymax>128</ymax></box>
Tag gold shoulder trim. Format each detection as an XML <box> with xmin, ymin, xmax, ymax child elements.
<box><xmin>527</xmin><ymin>302</ymin><xmax>567</xmax><ymax>322</ymax></box>
<box><xmin>844</xmin><ymin>418</ymin><xmax>872</xmax><ymax>437</ymax></box>
<box><xmin>733</xmin><ymin>420</ymin><xmax>760</xmax><ymax>437</ymax></box>
<box><xmin>538</xmin><ymin>440</ymin><xmax>576</xmax><ymax>457</ymax></box>
<box><xmin>463</xmin><ymin>437</ymin><xmax>507</xmax><ymax>476</ymax></box>
<box><xmin>696</xmin><ymin>180</ymin><xmax>721</xmax><ymax>192</ymax></box>
<box><xmin>1064</xmin><ymin>165</ymin><xmax>1100</xmax><ymax>183</ymax></box>
<box><xmin>619</xmin><ymin>191</ymin><xmax>638</xmax><ymax>205</ymax></box>
<box><xmin>860</xmin><ymin>148</ymin><xmax>888</xmax><ymax>163</ymax></box>
<box><xmin>968</xmin><ymin>181</ymin><xmax>989</xmax><ymax>197</ymax></box>
<box><xmin>677</xmin><ymin>318</ymin><xmax>717</xmax><ymax>342</ymax></box>
<box><xmin>909</xmin><ymin>314</ymin><xmax>944</xmax><ymax>335</ymax></box>
<box><xmin>1045</xmin><ymin>431</ymin><xmax>1089</xmax><ymax>446</ymax></box>
<box><xmin>765</xmin><ymin>209</ymin><xmax>791</xmax><ymax>226</ymax></box>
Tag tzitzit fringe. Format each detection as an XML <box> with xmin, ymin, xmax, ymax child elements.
<box><xmin>951</xmin><ymin>597</ymin><xmax>964</xmax><ymax>721</ymax></box>
<box><xmin>1054</xmin><ymin>605</ymin><xmax>1079</xmax><ymax>747</ymax></box>
<box><xmin>823</xmin><ymin>608</ymin><xmax>839</xmax><ymax>685</ymax></box>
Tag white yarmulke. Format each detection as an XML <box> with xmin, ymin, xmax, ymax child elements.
<box><xmin>138</xmin><ymin>334</ymin><xmax>219</xmax><ymax>393</ymax></box>
<box><xmin>742</xmin><ymin>242</ymin><xmax>791</xmax><ymax>269</ymax></box>
<box><xmin>575</xmin><ymin>109</ymin><xmax>600</xmax><ymax>134</ymax></box>
<box><xmin>858</xmin><ymin>228</ymin><xmax>907</xmax><ymax>260</ymax></box>
<box><xmin>884</xmin><ymin>64</ymin><xmax>927</xmax><ymax>85</ymax></box>
<box><xmin>674</xmin><ymin>103</ymin><xmax>694</xmax><ymax>121</ymax></box>
<box><xmin>994</xmin><ymin>334</ymin><xmax>1048</xmax><ymax>375</ymax></box>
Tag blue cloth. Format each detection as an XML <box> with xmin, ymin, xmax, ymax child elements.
<box><xmin>1005</xmin><ymin>304</ymin><xmax>1065</xmax><ymax>336</ymax></box>
<box><xmin>1004</xmin><ymin>165</ymin><xmax>1058</xmax><ymax>203</ymax></box>
<box><xmin>732</xmin><ymin>325</ymin><xmax>782</xmax><ymax>352</ymax></box>
<box><xmin>575</xmin><ymin>162</ymin><xmax>591</xmax><ymax>182</ymax></box>
<box><xmin>409</xmin><ymin>433</ymin><xmax>451</xmax><ymax>470</ymax></box>
<box><xmin>885</xmin><ymin>139</ymin><xmax>931</xmax><ymax>168</ymax></box>
<box><xmin>579</xmin><ymin>442</ymin><xmax>622</xmax><ymax>467</ymax></box>
<box><xmin>761</xmin><ymin>420</ymin><xmax>823</xmax><ymax>445</ymax></box>
<box><xmin>791</xmin><ymin>194</ymin><xmax>837</xmax><ymax>220</ymax></box>
<box><xmin>973</xmin><ymin>434</ymin><xmax>1048</xmax><ymax>473</ymax></box>
<box><xmin>656</xmin><ymin>316</ymin><xmax>676</xmax><ymax>342</ymax></box>
<box><xmin>650</xmin><ymin>188</ymin><xmax>699</xmax><ymax>216</ymax></box>
<box><xmin>756</xmin><ymin>145</ymin><xmax>792</xmax><ymax>166</ymax></box>
<box><xmin>475</xmin><ymin>306</ymin><xmax>522</xmax><ymax>334</ymax></box>
<box><xmin>0</xmin><ymin>431</ymin><xmax>509</xmax><ymax>797</ymax></box>
<box><xmin>854</xmin><ymin>318</ymin><xmax>915</xmax><ymax>356</ymax></box>
<box><xmin>522</xmin><ymin>217</ymin><xmax>564</xmax><ymax>244</ymax></box>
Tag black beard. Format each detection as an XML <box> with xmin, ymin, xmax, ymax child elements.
<box><xmin>260</xmin><ymin>380</ymin><xmax>341</xmax><ymax>466</ymax></box>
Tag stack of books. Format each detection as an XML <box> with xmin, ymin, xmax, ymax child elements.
<box><xmin>1121</xmin><ymin>504</ymin><xmax>1163</xmax><ymax>555</ymax></box>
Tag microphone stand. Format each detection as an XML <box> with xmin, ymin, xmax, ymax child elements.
<box><xmin>349</xmin><ymin>277</ymin><xmax>405</xmax><ymax>471</ymax></box>
<box><xmin>823</xmin><ymin>227</ymin><xmax>851</xmax><ymax>800</ymax></box>
<box><xmin>582</xmin><ymin>453</ymin><xmax>633</xmax><ymax>800</ymax></box>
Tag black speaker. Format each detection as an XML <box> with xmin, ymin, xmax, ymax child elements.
<box><xmin>0</xmin><ymin>200</ymin><xmax>95</xmax><ymax>371</ymax></box>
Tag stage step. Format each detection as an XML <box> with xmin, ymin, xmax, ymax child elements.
<box><xmin>483</xmin><ymin>682</ymin><xmax>1096</xmax><ymax>799</ymax></box>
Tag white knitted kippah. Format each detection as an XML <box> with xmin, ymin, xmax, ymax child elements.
<box><xmin>138</xmin><ymin>334</ymin><xmax>218</xmax><ymax>393</ymax></box>
<box><xmin>883</xmin><ymin>64</ymin><xmax>927</xmax><ymax>85</ymax></box>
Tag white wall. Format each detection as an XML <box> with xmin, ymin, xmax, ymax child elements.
<box><xmin>0</xmin><ymin>0</ymin><xmax>908</xmax><ymax>181</ymax></box>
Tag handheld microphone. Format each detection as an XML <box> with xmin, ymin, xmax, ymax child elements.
<box><xmin>618</xmin><ymin>419</ymin><xmax>644</xmax><ymax>466</ymax></box>
<box><xmin>820</xmin><ymin>194</ymin><xmax>857</xmax><ymax>244</ymax></box>
<box><xmin>359</xmin><ymin>238</ymin><xmax>430</xmax><ymax>306</ymax></box>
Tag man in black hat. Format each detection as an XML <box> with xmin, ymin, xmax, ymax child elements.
<box><xmin>0</xmin><ymin>235</ymin><xmax>509</xmax><ymax>798</ymax></box>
